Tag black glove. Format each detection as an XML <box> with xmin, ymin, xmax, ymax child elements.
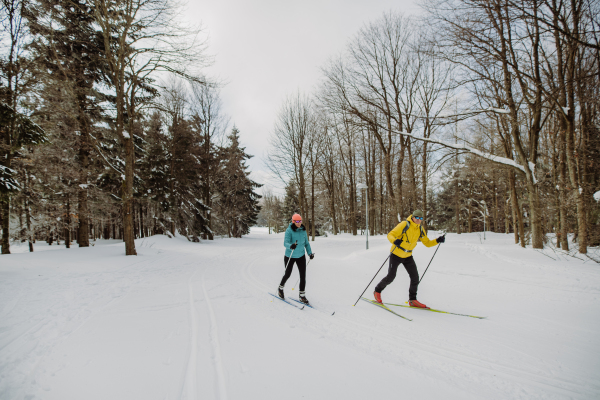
<box><xmin>290</xmin><ymin>243</ymin><xmax>297</xmax><ymax>250</ymax></box>
<box><xmin>309</xmin><ymin>253</ymin><xmax>315</xmax><ymax>260</ymax></box>
<box><xmin>393</xmin><ymin>239</ymin><xmax>402</xmax><ymax>247</ymax></box>
<box><xmin>436</xmin><ymin>236</ymin><xmax>445</xmax><ymax>244</ymax></box>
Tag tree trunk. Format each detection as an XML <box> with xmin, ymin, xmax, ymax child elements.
<box><xmin>330</xmin><ymin>182</ymin><xmax>337</xmax><ymax>235</ymax></box>
<box><xmin>311</xmin><ymin>169</ymin><xmax>315</xmax><ymax>241</ymax></box>
<box><xmin>77</xmin><ymin>95</ymin><xmax>91</xmax><ymax>247</ymax></box>
<box><xmin>421</xmin><ymin>141</ymin><xmax>428</xmax><ymax>229</ymax></box>
<box><xmin>25</xmin><ymin>194</ymin><xmax>33</xmax><ymax>252</ymax></box>
<box><xmin>123</xmin><ymin>136</ymin><xmax>137</xmax><ymax>255</ymax></box>
<box><xmin>407</xmin><ymin>139</ymin><xmax>418</xmax><ymax>211</ymax></box>
<box><xmin>65</xmin><ymin>195</ymin><xmax>71</xmax><ymax>249</ymax></box>
<box><xmin>508</xmin><ymin>171</ymin><xmax>525</xmax><ymax>247</ymax></box>
<box><xmin>455</xmin><ymin>166</ymin><xmax>461</xmax><ymax>235</ymax></box>
<box><xmin>140</xmin><ymin>203</ymin><xmax>145</xmax><ymax>238</ymax></box>
<box><xmin>525</xmin><ymin>181</ymin><xmax>543</xmax><ymax>248</ymax></box>
<box><xmin>397</xmin><ymin>138</ymin><xmax>406</xmax><ymax>218</ymax></box>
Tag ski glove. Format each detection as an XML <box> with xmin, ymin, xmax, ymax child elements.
<box><xmin>290</xmin><ymin>243</ymin><xmax>297</xmax><ymax>250</ymax></box>
<box><xmin>309</xmin><ymin>253</ymin><xmax>315</xmax><ymax>260</ymax></box>
<box><xmin>393</xmin><ymin>239</ymin><xmax>403</xmax><ymax>247</ymax></box>
<box><xmin>436</xmin><ymin>236</ymin><xmax>446</xmax><ymax>244</ymax></box>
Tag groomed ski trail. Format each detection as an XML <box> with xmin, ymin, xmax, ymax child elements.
<box><xmin>182</xmin><ymin>275</ymin><xmax>199</xmax><ymax>400</ymax></box>
<box><xmin>181</xmin><ymin>268</ymin><xmax>229</xmax><ymax>400</ymax></box>
<box><xmin>201</xmin><ymin>271</ymin><xmax>229</xmax><ymax>400</ymax></box>
<box><xmin>2</xmin><ymin>231</ymin><xmax>598</xmax><ymax>399</ymax></box>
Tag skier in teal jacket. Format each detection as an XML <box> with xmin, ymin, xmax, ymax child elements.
<box><xmin>278</xmin><ymin>213</ymin><xmax>314</xmax><ymax>304</ymax></box>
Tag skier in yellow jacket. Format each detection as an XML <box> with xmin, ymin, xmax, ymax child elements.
<box><xmin>374</xmin><ymin>210</ymin><xmax>445</xmax><ymax>308</ymax></box>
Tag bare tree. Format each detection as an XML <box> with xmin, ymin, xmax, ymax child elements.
<box><xmin>267</xmin><ymin>92</ymin><xmax>316</xmax><ymax>223</ymax></box>
<box><xmin>321</xmin><ymin>12</ymin><xmax>416</xmax><ymax>220</ymax></box>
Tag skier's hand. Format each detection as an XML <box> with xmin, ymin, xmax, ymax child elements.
<box><xmin>290</xmin><ymin>243</ymin><xmax>297</xmax><ymax>250</ymax></box>
<box><xmin>436</xmin><ymin>236</ymin><xmax>445</xmax><ymax>244</ymax></box>
<box><xmin>309</xmin><ymin>253</ymin><xmax>315</xmax><ymax>260</ymax></box>
<box><xmin>393</xmin><ymin>239</ymin><xmax>402</xmax><ymax>247</ymax></box>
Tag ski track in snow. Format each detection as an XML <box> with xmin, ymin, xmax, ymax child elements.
<box><xmin>1</xmin><ymin>232</ymin><xmax>599</xmax><ymax>399</ymax></box>
<box><xmin>0</xmin><ymin>248</ymin><xmax>179</xmax><ymax>399</ymax></box>
<box><xmin>182</xmin><ymin>273</ymin><xmax>199</xmax><ymax>400</ymax></box>
<box><xmin>201</xmin><ymin>270</ymin><xmax>229</xmax><ymax>400</ymax></box>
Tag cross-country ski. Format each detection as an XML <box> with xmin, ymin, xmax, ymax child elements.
<box><xmin>384</xmin><ymin>302</ymin><xmax>486</xmax><ymax>319</ymax></box>
<box><xmin>288</xmin><ymin>297</ymin><xmax>336</xmax><ymax>316</ymax></box>
<box><xmin>269</xmin><ymin>292</ymin><xmax>304</xmax><ymax>310</ymax></box>
<box><xmin>360</xmin><ymin>297</ymin><xmax>412</xmax><ymax>321</ymax></box>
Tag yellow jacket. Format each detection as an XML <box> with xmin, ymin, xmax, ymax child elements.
<box><xmin>387</xmin><ymin>215</ymin><xmax>438</xmax><ymax>258</ymax></box>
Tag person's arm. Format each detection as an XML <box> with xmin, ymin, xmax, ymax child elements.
<box><xmin>421</xmin><ymin>230</ymin><xmax>442</xmax><ymax>247</ymax></box>
<box><xmin>284</xmin><ymin>228</ymin><xmax>292</xmax><ymax>249</ymax></box>
<box><xmin>387</xmin><ymin>222</ymin><xmax>406</xmax><ymax>245</ymax></box>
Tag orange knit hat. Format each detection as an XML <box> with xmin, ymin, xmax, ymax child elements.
<box><xmin>292</xmin><ymin>214</ymin><xmax>302</xmax><ymax>221</ymax></box>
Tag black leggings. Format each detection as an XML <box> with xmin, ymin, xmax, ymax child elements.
<box><xmin>375</xmin><ymin>254</ymin><xmax>419</xmax><ymax>300</ymax></box>
<box><xmin>280</xmin><ymin>255</ymin><xmax>307</xmax><ymax>291</ymax></box>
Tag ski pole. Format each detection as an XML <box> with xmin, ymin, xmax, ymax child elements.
<box><xmin>353</xmin><ymin>246</ymin><xmax>397</xmax><ymax>306</ymax></box>
<box><xmin>419</xmin><ymin>235</ymin><xmax>444</xmax><ymax>284</ymax></box>
<box><xmin>292</xmin><ymin>254</ymin><xmax>314</xmax><ymax>291</ymax></box>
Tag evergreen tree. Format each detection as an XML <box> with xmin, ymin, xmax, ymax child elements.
<box><xmin>282</xmin><ymin>182</ymin><xmax>300</xmax><ymax>225</ymax></box>
<box><xmin>167</xmin><ymin>114</ymin><xmax>210</xmax><ymax>239</ymax></box>
<box><xmin>26</xmin><ymin>0</ymin><xmax>107</xmax><ymax>247</ymax></box>
<box><xmin>1</xmin><ymin>0</ymin><xmax>48</xmax><ymax>253</ymax></box>
<box><xmin>213</xmin><ymin>126</ymin><xmax>261</xmax><ymax>237</ymax></box>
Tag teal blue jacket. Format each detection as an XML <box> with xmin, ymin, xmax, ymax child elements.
<box><xmin>284</xmin><ymin>223</ymin><xmax>313</xmax><ymax>258</ymax></box>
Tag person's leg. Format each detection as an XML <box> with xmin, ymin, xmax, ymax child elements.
<box><xmin>374</xmin><ymin>253</ymin><xmax>402</xmax><ymax>293</ymax></box>
<box><xmin>402</xmin><ymin>256</ymin><xmax>419</xmax><ymax>300</ymax></box>
<box><xmin>280</xmin><ymin>256</ymin><xmax>296</xmax><ymax>287</ymax></box>
<box><xmin>297</xmin><ymin>256</ymin><xmax>307</xmax><ymax>292</ymax></box>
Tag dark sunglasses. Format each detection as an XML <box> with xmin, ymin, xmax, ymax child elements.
<box><xmin>414</xmin><ymin>216</ymin><xmax>423</xmax><ymax>220</ymax></box>
<box><xmin>293</xmin><ymin>220</ymin><xmax>302</xmax><ymax>223</ymax></box>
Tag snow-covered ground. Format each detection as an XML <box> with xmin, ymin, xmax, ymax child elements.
<box><xmin>1</xmin><ymin>228</ymin><xmax>599</xmax><ymax>400</ymax></box>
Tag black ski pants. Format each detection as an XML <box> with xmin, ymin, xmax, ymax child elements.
<box><xmin>375</xmin><ymin>254</ymin><xmax>419</xmax><ymax>300</ymax></box>
<box><xmin>280</xmin><ymin>255</ymin><xmax>307</xmax><ymax>291</ymax></box>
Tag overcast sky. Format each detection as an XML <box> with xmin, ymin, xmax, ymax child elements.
<box><xmin>185</xmin><ymin>0</ymin><xmax>423</xmax><ymax>195</ymax></box>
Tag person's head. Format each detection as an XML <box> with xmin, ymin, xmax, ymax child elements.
<box><xmin>292</xmin><ymin>214</ymin><xmax>302</xmax><ymax>227</ymax></box>
<box><xmin>411</xmin><ymin>209</ymin><xmax>424</xmax><ymax>225</ymax></box>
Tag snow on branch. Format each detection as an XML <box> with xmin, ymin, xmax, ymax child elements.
<box><xmin>395</xmin><ymin>131</ymin><xmax>527</xmax><ymax>174</ymax></box>
<box><xmin>397</xmin><ymin>106</ymin><xmax>511</xmax><ymax>120</ymax></box>
<box><xmin>0</xmin><ymin>164</ymin><xmax>20</xmax><ymax>193</ymax></box>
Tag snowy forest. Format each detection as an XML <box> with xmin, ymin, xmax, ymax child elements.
<box><xmin>0</xmin><ymin>0</ymin><xmax>262</xmax><ymax>255</ymax></box>
<box><xmin>259</xmin><ymin>1</ymin><xmax>600</xmax><ymax>257</ymax></box>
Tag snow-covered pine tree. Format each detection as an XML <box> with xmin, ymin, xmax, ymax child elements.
<box><xmin>0</xmin><ymin>0</ymin><xmax>48</xmax><ymax>254</ymax></box>
<box><xmin>282</xmin><ymin>182</ymin><xmax>300</xmax><ymax>226</ymax></box>
<box><xmin>138</xmin><ymin>112</ymin><xmax>170</xmax><ymax>234</ymax></box>
<box><xmin>26</xmin><ymin>0</ymin><xmax>106</xmax><ymax>248</ymax></box>
<box><xmin>213</xmin><ymin>126</ymin><xmax>261</xmax><ymax>238</ymax></box>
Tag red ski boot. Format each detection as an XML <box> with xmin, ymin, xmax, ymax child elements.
<box><xmin>374</xmin><ymin>291</ymin><xmax>383</xmax><ymax>304</ymax></box>
<box><xmin>408</xmin><ymin>299</ymin><xmax>429</xmax><ymax>309</ymax></box>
